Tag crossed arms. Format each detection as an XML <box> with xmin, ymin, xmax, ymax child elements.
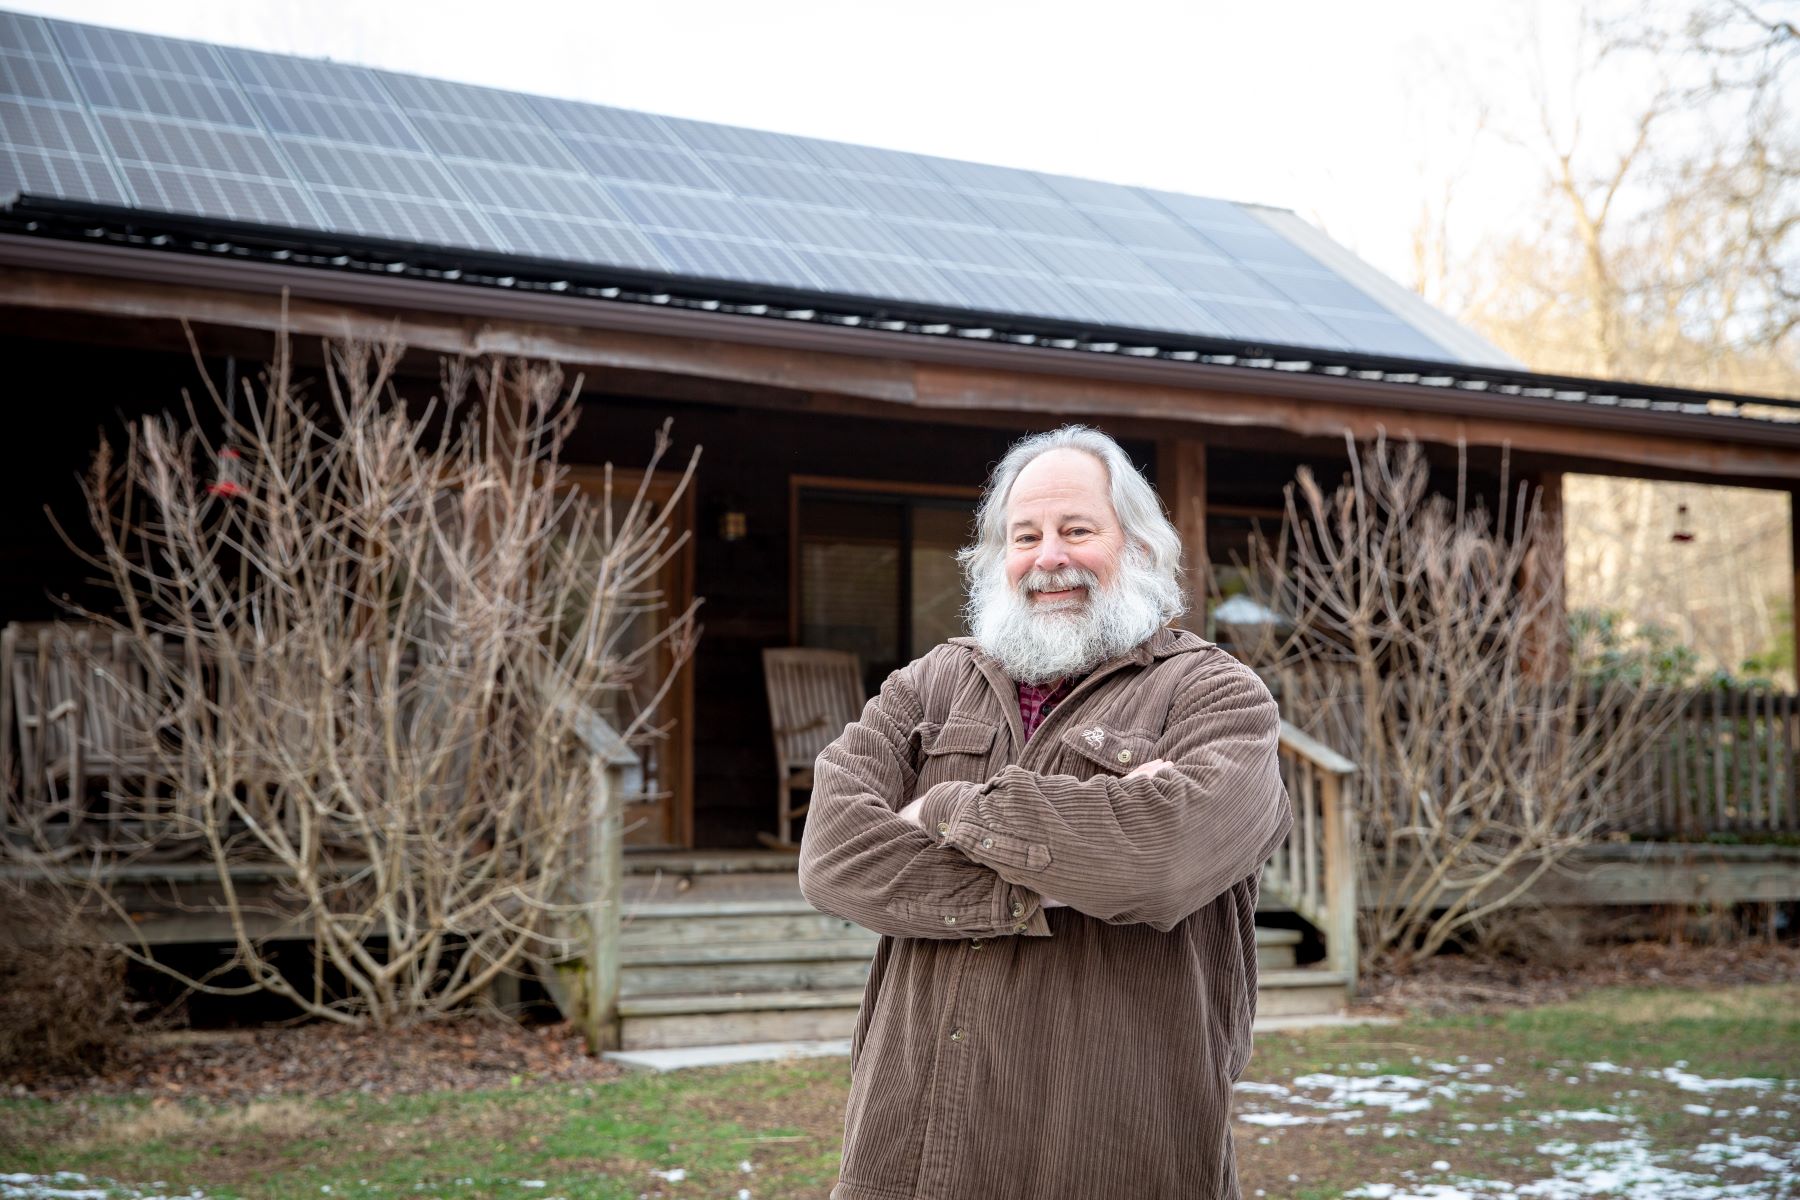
<box><xmin>796</xmin><ymin>649</ymin><xmax>1293</xmax><ymax>938</ymax></box>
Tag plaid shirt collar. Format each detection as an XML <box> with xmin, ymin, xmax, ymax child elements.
<box><xmin>1017</xmin><ymin>676</ymin><xmax>1078</xmax><ymax>741</ymax></box>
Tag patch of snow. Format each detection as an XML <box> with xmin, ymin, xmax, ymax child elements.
<box><xmin>1531</xmin><ymin>1109</ymin><xmax>1624</xmax><ymax>1123</ymax></box>
<box><xmin>1651</xmin><ymin>1067</ymin><xmax>1776</xmax><ymax>1094</ymax></box>
<box><xmin>1234</xmin><ymin>1081</ymin><xmax>1291</xmax><ymax>1096</ymax></box>
<box><xmin>650</xmin><ymin>1167</ymin><xmax>687</xmax><ymax>1182</ymax></box>
<box><xmin>1585</xmin><ymin>1061</ymin><xmax>1630</xmax><ymax>1074</ymax></box>
<box><xmin>739</xmin><ymin>1160</ymin><xmax>754</xmax><ymax>1173</ymax></box>
<box><xmin>1238</xmin><ymin>1112</ymin><xmax>1320</xmax><ymax>1126</ymax></box>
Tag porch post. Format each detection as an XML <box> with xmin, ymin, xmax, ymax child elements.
<box><xmin>1159</xmin><ymin>437</ymin><xmax>1209</xmax><ymax>625</ymax></box>
<box><xmin>1522</xmin><ymin>470</ymin><xmax>1568</xmax><ymax>681</ymax></box>
<box><xmin>1791</xmin><ymin>487</ymin><xmax>1799</xmax><ymax>692</ymax></box>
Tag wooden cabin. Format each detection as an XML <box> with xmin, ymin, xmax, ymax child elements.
<box><xmin>2</xmin><ymin>11</ymin><xmax>1797</xmax><ymax>1049</ymax></box>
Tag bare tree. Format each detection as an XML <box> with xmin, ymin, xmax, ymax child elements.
<box><xmin>1229</xmin><ymin>434</ymin><xmax>1681</xmax><ymax>972</ymax></box>
<box><xmin>11</xmin><ymin>337</ymin><xmax>699</xmax><ymax>1028</ymax></box>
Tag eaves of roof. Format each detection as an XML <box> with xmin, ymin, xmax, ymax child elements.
<box><xmin>3</xmin><ymin>195</ymin><xmax>1798</xmax><ymax>453</ymax></box>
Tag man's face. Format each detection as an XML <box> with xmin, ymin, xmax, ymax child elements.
<box><xmin>1002</xmin><ymin>448</ymin><xmax>1126</xmax><ymax>611</ymax></box>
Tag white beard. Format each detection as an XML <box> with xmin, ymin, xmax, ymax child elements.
<box><xmin>967</xmin><ymin>552</ymin><xmax>1169</xmax><ymax>685</ymax></box>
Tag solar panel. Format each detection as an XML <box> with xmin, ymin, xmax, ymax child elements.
<box><xmin>407</xmin><ymin>110</ymin><xmax>579</xmax><ymax>171</ymax></box>
<box><xmin>660</xmin><ymin>115</ymin><xmax>816</xmax><ymax>163</ymax></box>
<box><xmin>280</xmin><ymin>140</ymin><xmax>457</xmax><ymax>200</ymax></box>
<box><xmin>1135</xmin><ymin>252</ymin><xmax>1284</xmax><ymax>302</ymax></box>
<box><xmin>484</xmin><ymin>211</ymin><xmax>666</xmax><ymax>270</ymax></box>
<box><xmin>1313</xmin><ymin>311</ymin><xmax>1449</xmax><ymax>359</ymax></box>
<box><xmin>959</xmin><ymin>191</ymin><xmax>1107</xmax><ymax>241</ymax></box>
<box><xmin>800</xmin><ymin>139</ymin><xmax>941</xmax><ymax>183</ymax></box>
<box><xmin>744</xmin><ymin>202</ymin><xmax>913</xmax><ymax>256</ymax></box>
<box><xmin>1258</xmin><ymin>268</ymin><xmax>1389</xmax><ymax>314</ymax></box>
<box><xmin>0</xmin><ymin>97</ymin><xmax>126</xmax><ymax>203</ymax></box>
<box><xmin>1012</xmin><ymin>235</ymin><xmax>1170</xmax><ymax>288</ymax></box>
<box><xmin>242</xmin><ymin>88</ymin><xmax>422</xmax><ymax>150</ymax></box>
<box><xmin>50</xmin><ymin>21</ymin><xmax>225</xmax><ymax>78</ymax></box>
<box><xmin>121</xmin><ymin>162</ymin><xmax>315</xmax><ymax>226</ymax></box>
<box><xmin>700</xmin><ymin>156</ymin><xmax>853</xmax><ymax>208</ymax></box>
<box><xmin>932</xmin><ymin>266</ymin><xmax>1092</xmax><ymax>322</ymax></box>
<box><xmin>1094</xmin><ymin>211</ymin><xmax>1228</xmax><ymax>257</ymax></box>
<box><xmin>602</xmin><ymin>182</ymin><xmax>779</xmax><ymax>240</ymax></box>
<box><xmin>375</xmin><ymin>70</ymin><xmax>539</xmax><ymax>125</ymax></box>
<box><xmin>556</xmin><ymin>134</ymin><xmax>720</xmax><ymax>190</ymax></box>
<box><xmin>925</xmin><ymin>156</ymin><xmax>1057</xmax><ymax>198</ymax></box>
<box><xmin>1</xmin><ymin>45</ymin><xmax>78</xmax><ymax>102</ymax></box>
<box><xmin>1077</xmin><ymin>284</ymin><xmax>1231</xmax><ymax>337</ymax></box>
<box><xmin>1192</xmin><ymin>224</ymin><xmax>1329</xmax><ymax>272</ymax></box>
<box><xmin>310</xmin><ymin>187</ymin><xmax>500</xmax><ymax>250</ymax></box>
<box><xmin>221</xmin><ymin>46</ymin><xmax>391</xmax><ymax>105</ymax></box>
<box><xmin>1037</xmin><ymin>173</ymin><xmax>1166</xmax><ymax>217</ymax></box>
<box><xmin>836</xmin><ymin>175</ymin><xmax>984</xmax><ymax>225</ymax></box>
<box><xmin>645</xmin><ymin>230</ymin><xmax>819</xmax><ymax>289</ymax></box>
<box><xmin>453</xmin><ymin>164</ymin><xmax>611</xmax><ymax>221</ymax></box>
<box><xmin>886</xmin><ymin>219</ymin><xmax>1048</xmax><ymax>274</ymax></box>
<box><xmin>3</xmin><ymin>95</ymin><xmax>107</xmax><ymax>157</ymax></box>
<box><xmin>792</xmin><ymin>249</ymin><xmax>965</xmax><ymax>305</ymax></box>
<box><xmin>98</xmin><ymin>111</ymin><xmax>290</xmax><ymax>178</ymax></box>
<box><xmin>1194</xmin><ymin>299</ymin><xmax>1350</xmax><ymax>350</ymax></box>
<box><xmin>69</xmin><ymin>61</ymin><xmax>259</xmax><ymax>126</ymax></box>
<box><xmin>0</xmin><ymin>11</ymin><xmax>55</xmax><ymax>54</ymax></box>
<box><xmin>1</xmin><ymin>12</ymin><xmax>1490</xmax><ymax>364</ymax></box>
<box><xmin>527</xmin><ymin>94</ymin><xmax>677</xmax><ymax>144</ymax></box>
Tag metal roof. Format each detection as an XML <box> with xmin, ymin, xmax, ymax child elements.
<box><xmin>0</xmin><ymin>8</ymin><xmax>1523</xmax><ymax>368</ymax></box>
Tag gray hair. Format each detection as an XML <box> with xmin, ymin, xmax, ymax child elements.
<box><xmin>958</xmin><ymin>425</ymin><xmax>1186</xmax><ymax>624</ymax></box>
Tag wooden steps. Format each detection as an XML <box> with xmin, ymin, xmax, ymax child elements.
<box><xmin>609</xmin><ymin>871</ymin><xmax>1347</xmax><ymax>1050</ymax></box>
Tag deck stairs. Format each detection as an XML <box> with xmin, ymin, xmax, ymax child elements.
<box><xmin>613</xmin><ymin>851</ymin><xmax>1348</xmax><ymax>1051</ymax></box>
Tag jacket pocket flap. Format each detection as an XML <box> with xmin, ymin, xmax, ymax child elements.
<box><xmin>923</xmin><ymin>716</ymin><xmax>997</xmax><ymax>756</ymax></box>
<box><xmin>1061</xmin><ymin>721</ymin><xmax>1157</xmax><ymax>775</ymax></box>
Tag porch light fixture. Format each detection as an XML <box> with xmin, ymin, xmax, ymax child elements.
<box><xmin>719</xmin><ymin>509</ymin><xmax>748</xmax><ymax>542</ymax></box>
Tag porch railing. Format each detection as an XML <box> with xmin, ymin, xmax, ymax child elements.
<box><xmin>1593</xmin><ymin>683</ymin><xmax>1799</xmax><ymax>839</ymax></box>
<box><xmin>1264</xmin><ymin>721</ymin><xmax>1359</xmax><ymax>986</ymax></box>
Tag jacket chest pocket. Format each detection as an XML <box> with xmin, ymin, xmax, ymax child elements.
<box><xmin>912</xmin><ymin>714</ymin><xmax>998</xmax><ymax>797</ymax></box>
<box><xmin>1058</xmin><ymin>721</ymin><xmax>1158</xmax><ymax>778</ymax></box>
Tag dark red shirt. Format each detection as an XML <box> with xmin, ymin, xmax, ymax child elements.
<box><xmin>1017</xmin><ymin>677</ymin><xmax>1077</xmax><ymax>741</ymax></box>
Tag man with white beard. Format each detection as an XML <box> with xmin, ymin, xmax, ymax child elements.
<box><xmin>798</xmin><ymin>425</ymin><xmax>1293</xmax><ymax>1200</ymax></box>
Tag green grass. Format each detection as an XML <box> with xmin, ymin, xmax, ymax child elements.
<box><xmin>2</xmin><ymin>983</ymin><xmax>1795</xmax><ymax>1199</ymax></box>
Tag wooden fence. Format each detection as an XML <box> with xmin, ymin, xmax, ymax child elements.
<box><xmin>1609</xmin><ymin>684</ymin><xmax>1799</xmax><ymax>839</ymax></box>
<box><xmin>1265</xmin><ymin>666</ymin><xmax>1799</xmax><ymax>841</ymax></box>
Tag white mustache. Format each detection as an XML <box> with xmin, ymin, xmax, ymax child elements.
<box><xmin>1019</xmin><ymin>567</ymin><xmax>1099</xmax><ymax>594</ymax></box>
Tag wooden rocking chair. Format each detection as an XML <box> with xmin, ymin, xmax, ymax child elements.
<box><xmin>759</xmin><ymin>647</ymin><xmax>865</xmax><ymax>850</ymax></box>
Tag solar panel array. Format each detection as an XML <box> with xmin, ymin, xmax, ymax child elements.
<box><xmin>0</xmin><ymin>10</ymin><xmax>1467</xmax><ymax>361</ymax></box>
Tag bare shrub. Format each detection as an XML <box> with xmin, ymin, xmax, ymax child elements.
<box><xmin>8</xmin><ymin>336</ymin><xmax>698</xmax><ymax>1029</ymax></box>
<box><xmin>0</xmin><ymin>877</ymin><xmax>134</xmax><ymax>1078</ymax></box>
<box><xmin>1231</xmin><ymin>433</ymin><xmax>1682</xmax><ymax>974</ymax></box>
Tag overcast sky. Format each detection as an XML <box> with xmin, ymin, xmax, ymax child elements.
<box><xmin>13</xmin><ymin>0</ymin><xmax>1626</xmax><ymax>293</ymax></box>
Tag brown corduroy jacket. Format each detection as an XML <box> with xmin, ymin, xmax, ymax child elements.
<box><xmin>797</xmin><ymin>625</ymin><xmax>1293</xmax><ymax>1200</ymax></box>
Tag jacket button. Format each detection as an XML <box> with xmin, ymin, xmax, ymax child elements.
<box><xmin>943</xmin><ymin>914</ymin><xmax>957</xmax><ymax>924</ymax></box>
<box><xmin>981</xmin><ymin>837</ymin><xmax>994</xmax><ymax>849</ymax></box>
<box><xmin>1010</xmin><ymin>900</ymin><xmax>1024</xmax><ymax>917</ymax></box>
<box><xmin>1014</xmin><ymin>922</ymin><xmax>1027</xmax><ymax>933</ymax></box>
<box><xmin>936</xmin><ymin>821</ymin><xmax>950</xmax><ymax>835</ymax></box>
<box><xmin>970</xmin><ymin>939</ymin><xmax>984</xmax><ymax>949</ymax></box>
<box><xmin>949</xmin><ymin>1028</ymin><xmax>964</xmax><ymax>1041</ymax></box>
<box><xmin>1117</xmin><ymin>750</ymin><xmax>1132</xmax><ymax>764</ymax></box>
